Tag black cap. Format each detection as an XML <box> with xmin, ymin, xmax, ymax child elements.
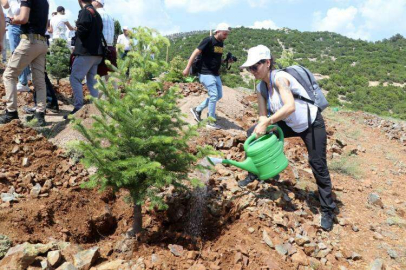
<box><xmin>57</xmin><ymin>6</ymin><xmax>65</xmax><ymax>12</ymax></box>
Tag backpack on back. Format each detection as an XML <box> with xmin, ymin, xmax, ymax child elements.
<box><xmin>259</xmin><ymin>65</ymin><xmax>329</xmax><ymax>112</ymax></box>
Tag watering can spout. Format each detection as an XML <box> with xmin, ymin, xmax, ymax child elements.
<box><xmin>223</xmin><ymin>158</ymin><xmax>259</xmax><ymax>175</ymax></box>
<box><xmin>207</xmin><ymin>157</ymin><xmax>259</xmax><ymax>175</ymax></box>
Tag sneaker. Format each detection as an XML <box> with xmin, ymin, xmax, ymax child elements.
<box><xmin>206</xmin><ymin>122</ymin><xmax>221</xmax><ymax>130</ymax></box>
<box><xmin>0</xmin><ymin>110</ymin><xmax>19</xmax><ymax>124</ymax></box>
<box><xmin>63</xmin><ymin>108</ymin><xmax>80</xmax><ymax>120</ymax></box>
<box><xmin>238</xmin><ymin>173</ymin><xmax>257</xmax><ymax>187</ymax></box>
<box><xmin>190</xmin><ymin>107</ymin><xmax>202</xmax><ymax>122</ymax></box>
<box><xmin>321</xmin><ymin>211</ymin><xmax>335</xmax><ymax>231</ymax></box>
<box><xmin>23</xmin><ymin>106</ymin><xmax>37</xmax><ymax>114</ymax></box>
<box><xmin>17</xmin><ymin>82</ymin><xmax>30</xmax><ymax>92</ymax></box>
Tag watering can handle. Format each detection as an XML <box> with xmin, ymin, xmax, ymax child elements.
<box><xmin>244</xmin><ymin>125</ymin><xmax>284</xmax><ymax>152</ymax></box>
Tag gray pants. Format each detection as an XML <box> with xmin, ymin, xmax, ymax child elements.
<box><xmin>70</xmin><ymin>55</ymin><xmax>102</xmax><ymax>110</ymax></box>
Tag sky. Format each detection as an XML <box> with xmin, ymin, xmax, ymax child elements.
<box><xmin>49</xmin><ymin>0</ymin><xmax>406</xmax><ymax>42</ymax></box>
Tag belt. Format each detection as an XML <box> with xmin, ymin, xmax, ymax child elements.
<box><xmin>21</xmin><ymin>34</ymin><xmax>47</xmax><ymax>41</ymax></box>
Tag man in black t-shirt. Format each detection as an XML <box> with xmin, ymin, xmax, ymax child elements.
<box><xmin>183</xmin><ymin>23</ymin><xmax>231</xmax><ymax>129</ymax></box>
<box><xmin>0</xmin><ymin>0</ymin><xmax>49</xmax><ymax>126</ymax></box>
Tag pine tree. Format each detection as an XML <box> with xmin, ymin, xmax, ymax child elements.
<box><xmin>164</xmin><ymin>56</ymin><xmax>186</xmax><ymax>83</ymax></box>
<box><xmin>73</xmin><ymin>27</ymin><xmax>214</xmax><ymax>236</ymax></box>
<box><xmin>276</xmin><ymin>49</ymin><xmax>298</xmax><ymax>68</ymax></box>
<box><xmin>46</xmin><ymin>38</ymin><xmax>71</xmax><ymax>85</ymax></box>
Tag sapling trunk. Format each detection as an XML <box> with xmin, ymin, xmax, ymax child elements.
<box><xmin>132</xmin><ymin>203</ymin><xmax>142</xmax><ymax>234</ymax></box>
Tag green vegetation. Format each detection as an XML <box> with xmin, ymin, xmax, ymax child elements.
<box><xmin>167</xmin><ymin>28</ymin><xmax>406</xmax><ymax>120</ymax></box>
<box><xmin>46</xmin><ymin>38</ymin><xmax>71</xmax><ymax>85</ymax></box>
<box><xmin>330</xmin><ymin>154</ymin><xmax>362</xmax><ymax>179</ymax></box>
<box><xmin>74</xmin><ymin>27</ymin><xmax>214</xmax><ymax>235</ymax></box>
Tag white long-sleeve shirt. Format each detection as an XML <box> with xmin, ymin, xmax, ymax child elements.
<box><xmin>117</xmin><ymin>34</ymin><xmax>131</xmax><ymax>51</ymax></box>
<box><xmin>97</xmin><ymin>8</ymin><xmax>114</xmax><ymax>46</ymax></box>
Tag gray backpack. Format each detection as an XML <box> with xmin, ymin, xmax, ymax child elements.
<box><xmin>258</xmin><ymin>65</ymin><xmax>329</xmax><ymax>114</ymax></box>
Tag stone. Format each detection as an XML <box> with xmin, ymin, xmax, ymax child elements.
<box><xmin>368</xmin><ymin>193</ymin><xmax>384</xmax><ymax>208</ymax></box>
<box><xmin>247</xmin><ymin>180</ymin><xmax>259</xmax><ymax>191</ymax></box>
<box><xmin>47</xmin><ymin>250</ymin><xmax>62</xmax><ymax>267</ymax></box>
<box><xmin>315</xmin><ymin>248</ymin><xmax>331</xmax><ymax>259</ymax></box>
<box><xmin>11</xmin><ymin>145</ymin><xmax>20</xmax><ymax>154</ymax></box>
<box><xmin>1</xmin><ymin>193</ymin><xmax>16</xmax><ymax>203</ymax></box>
<box><xmin>351</xmin><ymin>252</ymin><xmax>362</xmax><ymax>261</ymax></box>
<box><xmin>262</xmin><ymin>230</ymin><xmax>274</xmax><ymax>248</ymax></box>
<box><xmin>291</xmin><ymin>249</ymin><xmax>309</xmax><ymax>266</ymax></box>
<box><xmin>22</xmin><ymin>157</ymin><xmax>30</xmax><ymax>167</ymax></box>
<box><xmin>275</xmin><ymin>244</ymin><xmax>288</xmax><ymax>256</ymax></box>
<box><xmin>272</xmin><ymin>213</ymin><xmax>287</xmax><ymax>227</ymax></box>
<box><xmin>234</xmin><ymin>252</ymin><xmax>242</xmax><ymax>264</ymax></box>
<box><xmin>188</xmin><ymin>264</ymin><xmax>206</xmax><ymax>270</ymax></box>
<box><xmin>352</xmin><ymin>225</ymin><xmax>359</xmax><ymax>232</ymax></box>
<box><xmin>248</xmin><ymin>227</ymin><xmax>255</xmax><ymax>233</ymax></box>
<box><xmin>56</xmin><ymin>262</ymin><xmax>78</xmax><ymax>270</ymax></box>
<box><xmin>369</xmin><ymin>259</ymin><xmax>385</xmax><ymax>270</ymax></box>
<box><xmin>0</xmin><ymin>235</ymin><xmax>12</xmax><ymax>259</ymax></box>
<box><xmin>168</xmin><ymin>244</ymin><xmax>184</xmax><ymax>257</ymax></box>
<box><xmin>73</xmin><ymin>246</ymin><xmax>99</xmax><ymax>270</ymax></box>
<box><xmin>30</xmin><ymin>183</ymin><xmax>41</xmax><ymax>198</ymax></box>
<box><xmin>0</xmin><ymin>242</ymin><xmax>53</xmax><ymax>270</ymax></box>
<box><xmin>318</xmin><ymin>242</ymin><xmax>327</xmax><ymax>250</ymax></box>
<box><xmin>304</xmin><ymin>243</ymin><xmax>317</xmax><ymax>256</ymax></box>
<box><xmin>93</xmin><ymin>260</ymin><xmax>125</xmax><ymax>270</ymax></box>
<box><xmin>387</xmin><ymin>249</ymin><xmax>398</xmax><ymax>259</ymax></box>
<box><xmin>295</xmin><ymin>235</ymin><xmax>310</xmax><ymax>246</ymax></box>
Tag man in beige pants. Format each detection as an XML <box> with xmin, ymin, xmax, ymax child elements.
<box><xmin>0</xmin><ymin>0</ymin><xmax>49</xmax><ymax>126</ymax></box>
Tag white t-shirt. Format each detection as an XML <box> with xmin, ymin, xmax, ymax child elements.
<box><xmin>268</xmin><ymin>70</ymin><xmax>318</xmax><ymax>133</ymax></box>
<box><xmin>7</xmin><ymin>0</ymin><xmax>20</xmax><ymax>17</ymax></box>
<box><xmin>117</xmin><ymin>34</ymin><xmax>131</xmax><ymax>51</ymax></box>
<box><xmin>50</xmin><ymin>14</ymin><xmax>68</xmax><ymax>40</ymax></box>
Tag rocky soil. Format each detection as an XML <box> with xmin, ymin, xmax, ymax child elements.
<box><xmin>1</xmin><ymin>81</ymin><xmax>406</xmax><ymax>269</ymax></box>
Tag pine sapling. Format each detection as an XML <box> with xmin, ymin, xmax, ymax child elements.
<box><xmin>73</xmin><ymin>27</ymin><xmax>214</xmax><ymax>236</ymax></box>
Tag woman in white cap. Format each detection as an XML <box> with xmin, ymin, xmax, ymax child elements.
<box><xmin>239</xmin><ymin>45</ymin><xmax>336</xmax><ymax>231</ymax></box>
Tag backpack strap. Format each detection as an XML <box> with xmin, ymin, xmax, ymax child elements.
<box><xmin>86</xmin><ymin>6</ymin><xmax>97</xmax><ymax>17</ymax></box>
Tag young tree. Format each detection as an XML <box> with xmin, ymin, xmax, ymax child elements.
<box><xmin>114</xmin><ymin>20</ymin><xmax>122</xmax><ymax>46</ymax></box>
<box><xmin>164</xmin><ymin>56</ymin><xmax>187</xmax><ymax>83</ymax></box>
<box><xmin>73</xmin><ymin>27</ymin><xmax>213</xmax><ymax>236</ymax></box>
<box><xmin>276</xmin><ymin>49</ymin><xmax>298</xmax><ymax>68</ymax></box>
<box><xmin>46</xmin><ymin>39</ymin><xmax>71</xmax><ymax>85</ymax></box>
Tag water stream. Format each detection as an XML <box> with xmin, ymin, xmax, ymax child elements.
<box><xmin>185</xmin><ymin>159</ymin><xmax>211</xmax><ymax>241</ymax></box>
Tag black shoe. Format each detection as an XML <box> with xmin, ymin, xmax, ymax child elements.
<box><xmin>190</xmin><ymin>107</ymin><xmax>202</xmax><ymax>122</ymax></box>
<box><xmin>63</xmin><ymin>108</ymin><xmax>80</xmax><ymax>120</ymax></box>
<box><xmin>321</xmin><ymin>211</ymin><xmax>335</xmax><ymax>231</ymax></box>
<box><xmin>0</xmin><ymin>110</ymin><xmax>19</xmax><ymax>124</ymax></box>
<box><xmin>238</xmin><ymin>173</ymin><xmax>257</xmax><ymax>187</ymax></box>
<box><xmin>27</xmin><ymin>112</ymin><xmax>47</xmax><ymax>127</ymax></box>
<box><xmin>47</xmin><ymin>103</ymin><xmax>59</xmax><ymax>113</ymax></box>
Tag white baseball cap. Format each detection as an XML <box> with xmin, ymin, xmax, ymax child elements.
<box><xmin>214</xmin><ymin>23</ymin><xmax>231</xmax><ymax>33</ymax></box>
<box><xmin>123</xmin><ymin>26</ymin><xmax>129</xmax><ymax>30</ymax></box>
<box><xmin>96</xmin><ymin>0</ymin><xmax>104</xmax><ymax>5</ymax></box>
<box><xmin>240</xmin><ymin>45</ymin><xmax>271</xmax><ymax>68</ymax></box>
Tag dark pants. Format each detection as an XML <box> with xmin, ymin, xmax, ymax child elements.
<box><xmin>248</xmin><ymin>111</ymin><xmax>336</xmax><ymax>213</ymax></box>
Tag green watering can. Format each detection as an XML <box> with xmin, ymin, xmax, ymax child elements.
<box><xmin>207</xmin><ymin>125</ymin><xmax>289</xmax><ymax>180</ymax></box>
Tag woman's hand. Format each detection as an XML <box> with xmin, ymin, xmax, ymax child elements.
<box><xmin>254</xmin><ymin>120</ymin><xmax>268</xmax><ymax>138</ymax></box>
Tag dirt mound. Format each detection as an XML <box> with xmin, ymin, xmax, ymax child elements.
<box><xmin>163</xmin><ymin>82</ymin><xmax>206</xmax><ymax>97</ymax></box>
<box><xmin>0</xmin><ymin>120</ymin><xmax>88</xmax><ymax>197</ymax></box>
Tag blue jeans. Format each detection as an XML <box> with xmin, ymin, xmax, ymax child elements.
<box><xmin>196</xmin><ymin>74</ymin><xmax>223</xmax><ymax>119</ymax></box>
<box><xmin>8</xmin><ymin>24</ymin><xmax>30</xmax><ymax>85</ymax></box>
<box><xmin>70</xmin><ymin>55</ymin><xmax>102</xmax><ymax>110</ymax></box>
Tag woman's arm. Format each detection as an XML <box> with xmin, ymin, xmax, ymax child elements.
<box><xmin>1</xmin><ymin>0</ymin><xmax>9</xmax><ymax>9</ymax></box>
<box><xmin>254</xmin><ymin>77</ymin><xmax>296</xmax><ymax>135</ymax></box>
<box><xmin>65</xmin><ymin>21</ymin><xmax>75</xmax><ymax>31</ymax></box>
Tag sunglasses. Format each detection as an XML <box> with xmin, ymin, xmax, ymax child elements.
<box><xmin>247</xmin><ymin>60</ymin><xmax>266</xmax><ymax>72</ymax></box>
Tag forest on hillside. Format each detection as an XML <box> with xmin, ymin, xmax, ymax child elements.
<box><xmin>166</xmin><ymin>27</ymin><xmax>406</xmax><ymax>120</ymax></box>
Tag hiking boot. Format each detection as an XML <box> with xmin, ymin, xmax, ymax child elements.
<box><xmin>47</xmin><ymin>103</ymin><xmax>59</xmax><ymax>113</ymax></box>
<box><xmin>63</xmin><ymin>108</ymin><xmax>80</xmax><ymax>120</ymax></box>
<box><xmin>321</xmin><ymin>211</ymin><xmax>335</xmax><ymax>231</ymax></box>
<box><xmin>26</xmin><ymin>112</ymin><xmax>47</xmax><ymax>126</ymax></box>
<box><xmin>190</xmin><ymin>107</ymin><xmax>202</xmax><ymax>122</ymax></box>
<box><xmin>0</xmin><ymin>110</ymin><xmax>19</xmax><ymax>124</ymax></box>
<box><xmin>238</xmin><ymin>173</ymin><xmax>257</xmax><ymax>187</ymax></box>
<box><xmin>206</xmin><ymin>122</ymin><xmax>221</xmax><ymax>130</ymax></box>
